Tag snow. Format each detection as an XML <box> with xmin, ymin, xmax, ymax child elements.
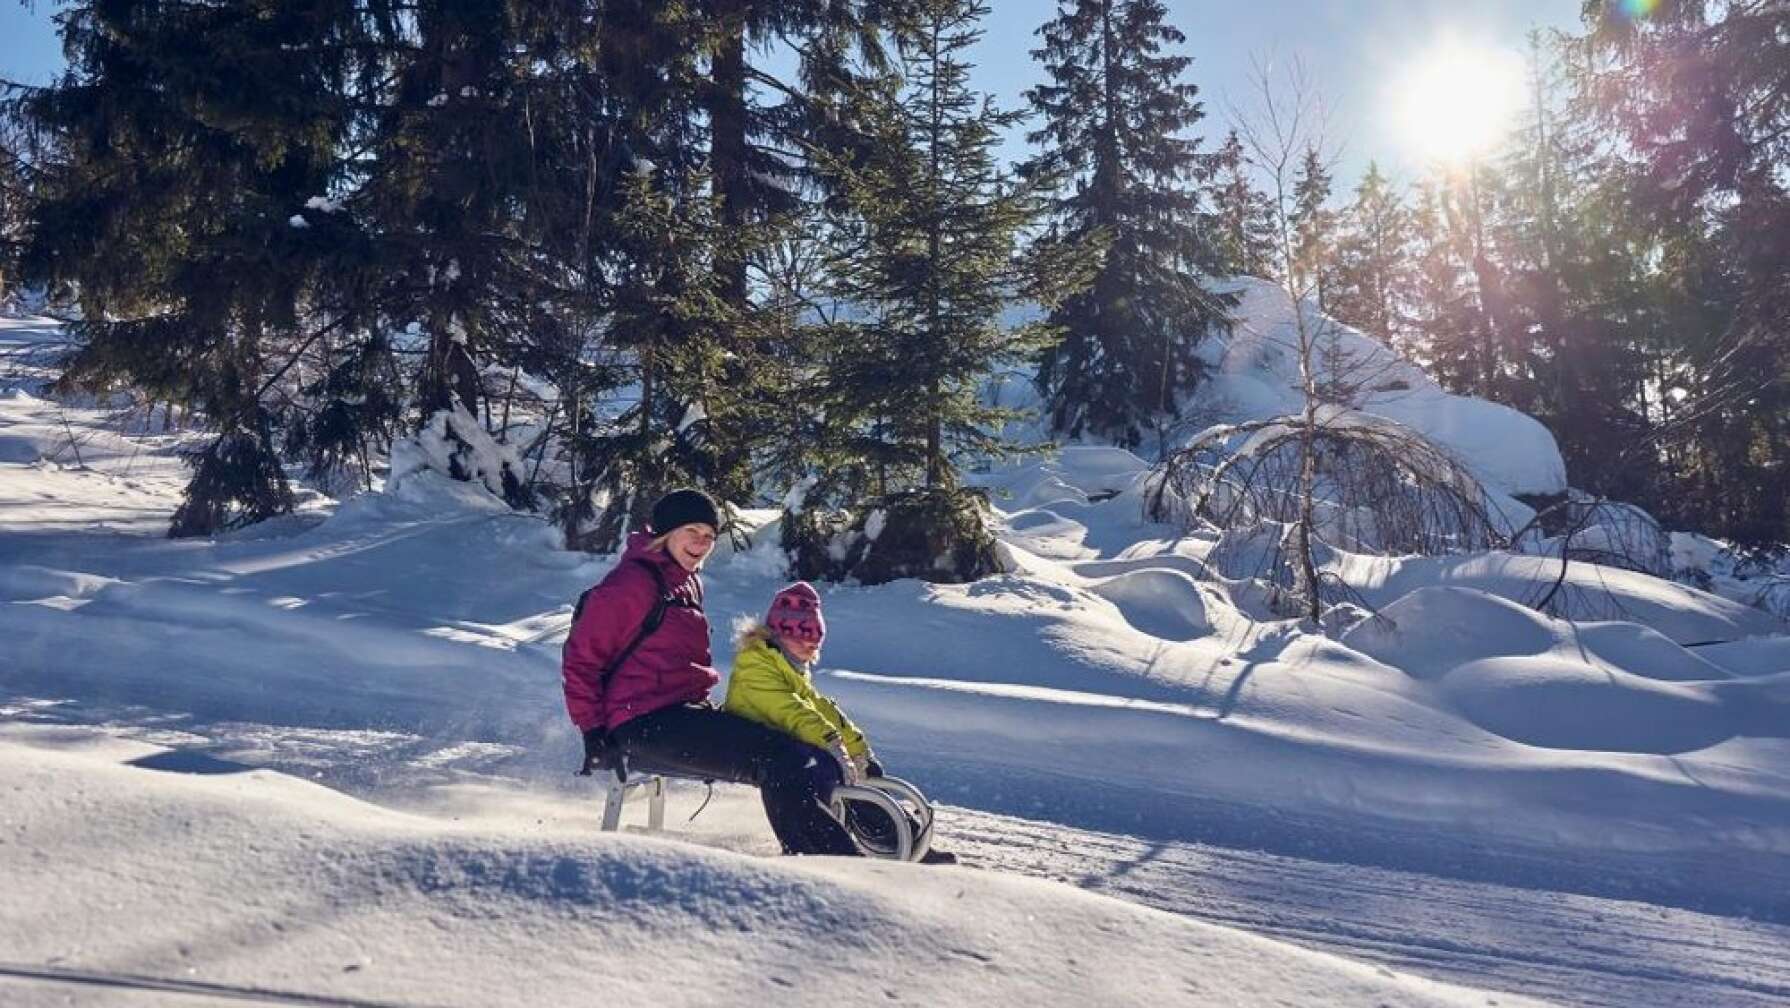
<box><xmin>862</xmin><ymin>508</ymin><xmax>887</xmax><ymax>542</ymax></box>
<box><xmin>389</xmin><ymin>405</ymin><xmax>530</xmax><ymax>507</ymax></box>
<box><xmin>1667</xmin><ymin>531</ymin><xmax>1790</xmax><ymax>619</ymax></box>
<box><xmin>5</xmin><ymin>314</ymin><xmax>1790</xmax><ymax>1006</ymax></box>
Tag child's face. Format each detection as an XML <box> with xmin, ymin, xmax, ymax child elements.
<box><xmin>781</xmin><ymin>635</ymin><xmax>820</xmax><ymax>663</ymax></box>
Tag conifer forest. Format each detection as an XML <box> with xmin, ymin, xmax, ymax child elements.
<box><xmin>1</xmin><ymin>0</ymin><xmax>1785</xmax><ymax>560</ymax></box>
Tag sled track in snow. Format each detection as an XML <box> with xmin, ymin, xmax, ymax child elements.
<box><xmin>942</xmin><ymin>805</ymin><xmax>1790</xmax><ymax>1008</ymax></box>
<box><xmin>0</xmin><ymin>963</ymin><xmax>440</xmax><ymax>1008</ymax></box>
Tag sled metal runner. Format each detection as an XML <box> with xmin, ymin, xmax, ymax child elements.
<box><xmin>596</xmin><ymin>768</ymin><xmax>936</xmax><ymax>862</ymax></box>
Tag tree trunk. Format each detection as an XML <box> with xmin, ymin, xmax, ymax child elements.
<box><xmin>709</xmin><ymin>3</ymin><xmax>749</xmax><ymax>313</ymax></box>
<box><xmin>925</xmin><ymin>14</ymin><xmax>945</xmax><ymax>489</ymax></box>
<box><xmin>422</xmin><ymin>316</ymin><xmax>480</xmax><ymax>418</ymax></box>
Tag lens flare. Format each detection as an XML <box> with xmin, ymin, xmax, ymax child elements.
<box><xmin>1393</xmin><ymin>40</ymin><xmax>1526</xmax><ymax>165</ymax></box>
<box><xmin>1620</xmin><ymin>0</ymin><xmax>1661</xmax><ymax>19</ymax></box>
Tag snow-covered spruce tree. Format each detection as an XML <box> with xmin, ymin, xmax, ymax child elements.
<box><xmin>17</xmin><ymin>0</ymin><xmax>373</xmax><ymax>535</ymax></box>
<box><xmin>1152</xmin><ymin>57</ymin><xmax>1501</xmax><ymax>625</ymax></box>
<box><xmin>781</xmin><ymin>0</ymin><xmax>1048</xmax><ymax>585</ymax></box>
<box><xmin>1020</xmin><ymin>0</ymin><xmax>1232</xmax><ymax>450</ymax></box>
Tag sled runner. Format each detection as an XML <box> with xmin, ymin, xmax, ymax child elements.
<box><xmin>589</xmin><ymin>756</ymin><xmax>936</xmax><ymax>862</ymax></box>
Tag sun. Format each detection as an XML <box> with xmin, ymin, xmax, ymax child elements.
<box><xmin>1393</xmin><ymin>40</ymin><xmax>1526</xmax><ymax>166</ymax></box>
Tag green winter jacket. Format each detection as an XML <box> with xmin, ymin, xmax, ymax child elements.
<box><xmin>724</xmin><ymin>631</ymin><xmax>869</xmax><ymax>757</ymax></box>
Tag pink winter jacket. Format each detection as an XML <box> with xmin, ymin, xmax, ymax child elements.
<box><xmin>562</xmin><ymin>531</ymin><xmax>719</xmax><ymax>732</ymax></box>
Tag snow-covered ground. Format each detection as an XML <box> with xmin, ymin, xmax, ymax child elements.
<box><xmin>5</xmin><ymin>312</ymin><xmax>1790</xmax><ymax>1007</ymax></box>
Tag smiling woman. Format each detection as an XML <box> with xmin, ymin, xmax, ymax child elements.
<box><xmin>1394</xmin><ymin>39</ymin><xmax>1526</xmax><ymax>165</ymax></box>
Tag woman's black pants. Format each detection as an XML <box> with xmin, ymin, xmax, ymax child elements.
<box><xmin>612</xmin><ymin>703</ymin><xmax>859</xmax><ymax>857</ymax></box>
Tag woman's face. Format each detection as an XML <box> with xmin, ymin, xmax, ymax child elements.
<box><xmin>665</xmin><ymin>523</ymin><xmax>717</xmax><ymax>571</ymax></box>
<box><xmin>780</xmin><ymin>635</ymin><xmax>820</xmax><ymax>663</ymax></box>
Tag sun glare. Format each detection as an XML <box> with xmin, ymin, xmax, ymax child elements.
<box><xmin>1394</xmin><ymin>41</ymin><xmax>1526</xmax><ymax>166</ymax></box>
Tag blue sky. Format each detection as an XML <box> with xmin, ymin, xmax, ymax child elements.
<box><xmin>2</xmin><ymin>0</ymin><xmax>1583</xmax><ymax>190</ymax></box>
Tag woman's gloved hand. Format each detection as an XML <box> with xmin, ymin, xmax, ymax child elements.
<box><xmin>582</xmin><ymin>727</ymin><xmax>611</xmax><ymax>771</ymax></box>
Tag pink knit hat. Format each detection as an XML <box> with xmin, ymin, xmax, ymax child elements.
<box><xmin>767</xmin><ymin>581</ymin><xmax>826</xmax><ymax>646</ymax></box>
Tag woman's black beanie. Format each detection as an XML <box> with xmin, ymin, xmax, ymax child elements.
<box><xmin>650</xmin><ymin>488</ymin><xmax>721</xmax><ymax>535</ymax></box>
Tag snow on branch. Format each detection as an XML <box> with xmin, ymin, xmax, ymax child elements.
<box><xmin>1148</xmin><ymin>409</ymin><xmax>1505</xmax><ymax>558</ymax></box>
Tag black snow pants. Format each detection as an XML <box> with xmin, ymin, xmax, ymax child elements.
<box><xmin>611</xmin><ymin>702</ymin><xmax>860</xmax><ymax>857</ymax></box>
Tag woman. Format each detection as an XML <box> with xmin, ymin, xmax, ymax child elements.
<box><xmin>725</xmin><ymin>582</ymin><xmax>957</xmax><ymax>864</ymax></box>
<box><xmin>562</xmin><ymin>488</ymin><xmax>860</xmax><ymax>857</ymax></box>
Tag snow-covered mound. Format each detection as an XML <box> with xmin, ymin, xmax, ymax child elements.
<box><xmin>0</xmin><ymin>727</ymin><xmax>1536</xmax><ymax>1008</ymax></box>
<box><xmin>1339</xmin><ymin>587</ymin><xmax>1769</xmax><ymax>752</ymax></box>
<box><xmin>1199</xmin><ymin>278</ymin><xmax>1568</xmax><ymax>499</ymax></box>
<box><xmin>1329</xmin><ymin>549</ymin><xmax>1784</xmax><ymax>645</ymax></box>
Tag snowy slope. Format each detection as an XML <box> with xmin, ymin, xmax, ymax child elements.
<box><xmin>6</xmin><ymin>727</ymin><xmax>1545</xmax><ymax>1008</ymax></box>
<box><xmin>7</xmin><ymin>312</ymin><xmax>1790</xmax><ymax>1006</ymax></box>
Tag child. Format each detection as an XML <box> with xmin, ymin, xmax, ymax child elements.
<box><xmin>724</xmin><ymin>582</ymin><xmax>956</xmax><ymax>864</ymax></box>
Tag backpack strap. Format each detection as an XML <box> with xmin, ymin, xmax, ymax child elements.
<box><xmin>598</xmin><ymin>558</ymin><xmax>670</xmax><ymax>682</ymax></box>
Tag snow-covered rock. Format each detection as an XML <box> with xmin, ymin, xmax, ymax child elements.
<box><xmin>1199</xmin><ymin>278</ymin><xmax>1568</xmax><ymax>498</ymax></box>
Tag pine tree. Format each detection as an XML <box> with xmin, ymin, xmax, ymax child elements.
<box><xmin>1575</xmin><ymin>1</ymin><xmax>1790</xmax><ymax>546</ymax></box>
<box><xmin>20</xmin><ymin>0</ymin><xmax>375</xmax><ymax>534</ymax></box>
<box><xmin>1021</xmin><ymin>0</ymin><xmax>1230</xmax><ymax>450</ymax></box>
<box><xmin>0</xmin><ymin>111</ymin><xmax>36</xmax><ymax>306</ymax></box>
<box><xmin>17</xmin><ymin>1</ymin><xmax>695</xmax><ymax>535</ymax></box>
<box><xmin>1402</xmin><ymin>158</ymin><xmax>1521</xmax><ymax>404</ymax></box>
<box><xmin>564</xmin><ymin>163</ymin><xmax>738</xmax><ymax>550</ymax></box>
<box><xmin>1496</xmin><ymin>31</ymin><xmax>1657</xmax><ymax>502</ymax></box>
<box><xmin>680</xmin><ymin>1</ymin><xmax>904</xmax><ymax>503</ymax></box>
<box><xmin>1205</xmin><ymin>128</ymin><xmax>1278</xmax><ymax>280</ymax></box>
<box><xmin>1328</xmin><ymin>162</ymin><xmax>1411</xmax><ymax>349</ymax></box>
<box><xmin>542</xmin><ymin>0</ymin><xmax>739</xmax><ymax>549</ymax></box>
<box><xmin>1405</xmin><ymin>179</ymin><xmax>1483</xmax><ymax>391</ymax></box>
<box><xmin>818</xmin><ymin>0</ymin><xmax>1050</xmax><ymax>495</ymax></box>
<box><xmin>1289</xmin><ymin>144</ymin><xmax>1337</xmax><ymax>314</ymax></box>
